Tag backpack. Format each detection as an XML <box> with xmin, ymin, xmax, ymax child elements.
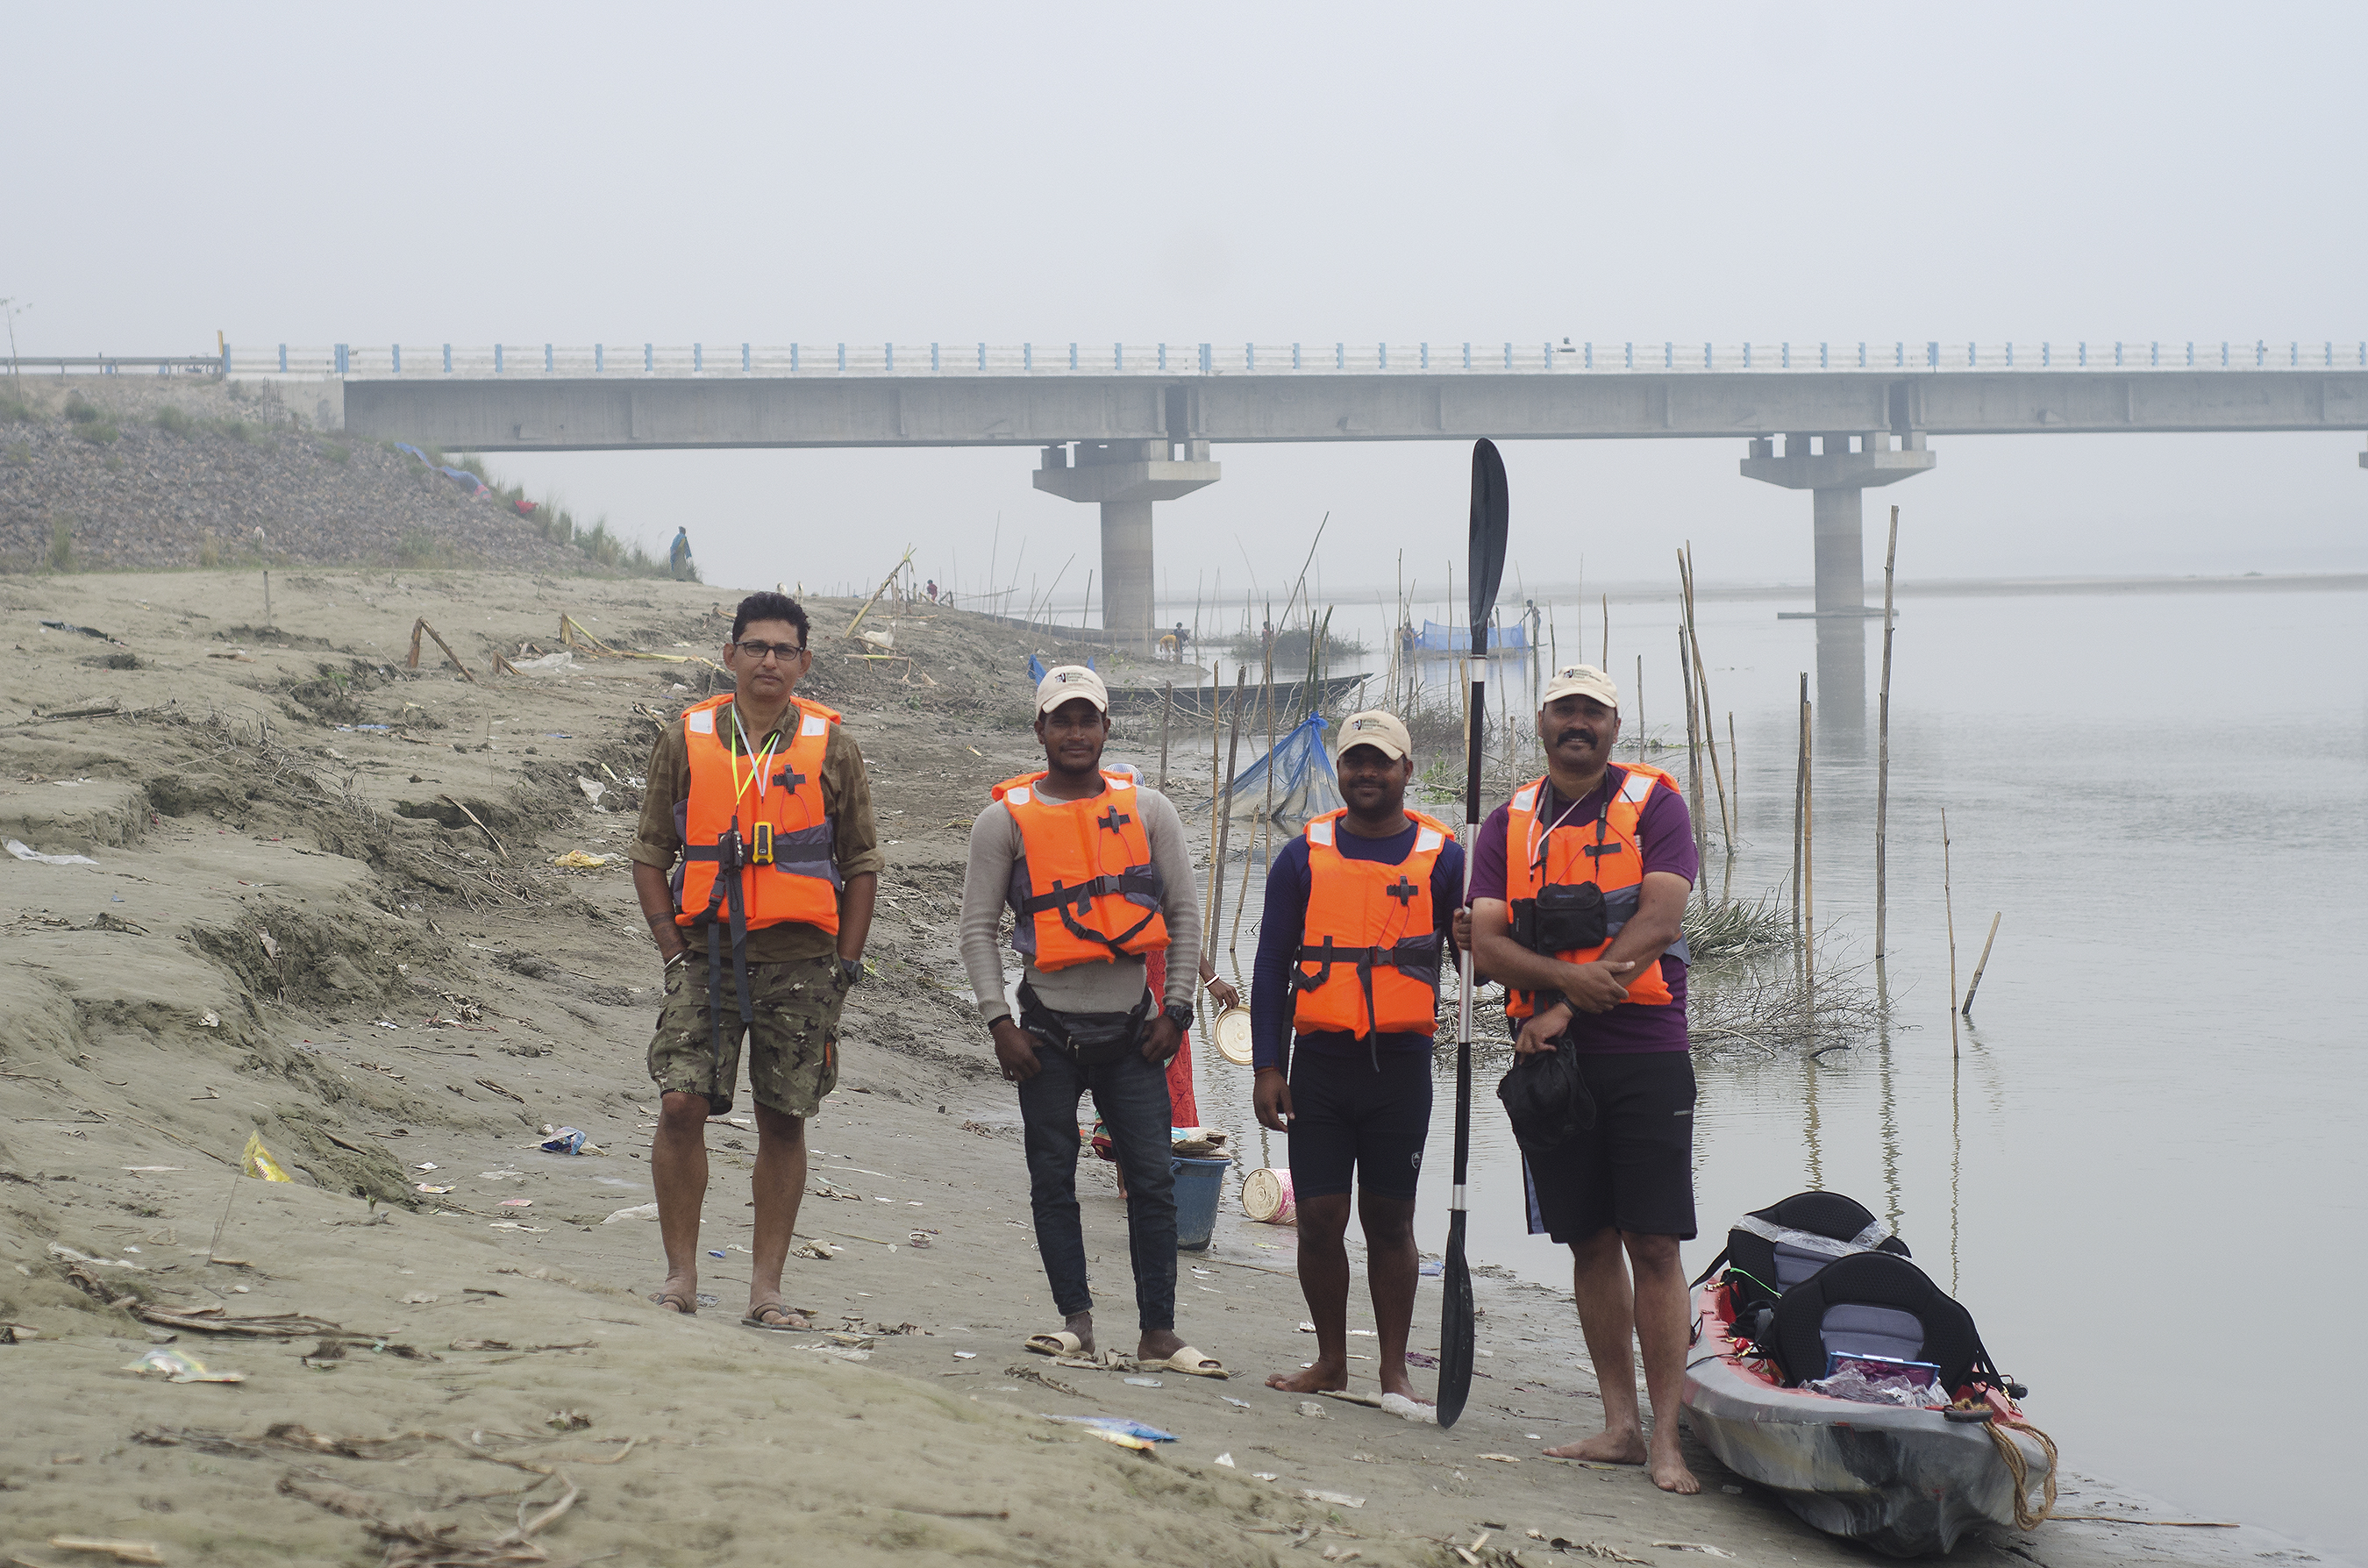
<box><xmin>1692</xmin><ymin>1189</ymin><xmax>1912</xmax><ymax>1320</ymax></box>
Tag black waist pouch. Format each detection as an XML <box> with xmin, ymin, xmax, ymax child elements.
<box><xmin>1510</xmin><ymin>882</ymin><xmax>1607</xmax><ymax>953</ymax></box>
<box><xmin>1017</xmin><ymin>983</ymin><xmax>1152</xmax><ymax>1067</ymax></box>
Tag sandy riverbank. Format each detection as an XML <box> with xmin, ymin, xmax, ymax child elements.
<box><xmin>0</xmin><ymin>568</ymin><xmax>2291</xmax><ymax>1567</ymax></box>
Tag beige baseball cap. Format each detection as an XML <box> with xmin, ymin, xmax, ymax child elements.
<box><xmin>1336</xmin><ymin>709</ymin><xmax>1412</xmax><ymax>761</ymax></box>
<box><xmin>1540</xmin><ymin>664</ymin><xmax>1621</xmax><ymax>709</ymax></box>
<box><xmin>1034</xmin><ymin>664</ymin><xmax>1109</xmax><ymax>715</ymax></box>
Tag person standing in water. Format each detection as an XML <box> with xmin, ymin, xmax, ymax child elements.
<box><xmin>1252</xmin><ymin>710</ymin><xmax>1461</xmax><ymax>1422</ymax></box>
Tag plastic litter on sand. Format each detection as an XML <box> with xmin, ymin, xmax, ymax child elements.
<box><xmin>122</xmin><ymin>1348</ymin><xmax>243</xmax><ymax>1383</ymax></box>
<box><xmin>7</xmin><ymin>839</ymin><xmax>99</xmax><ymax>866</ymax></box>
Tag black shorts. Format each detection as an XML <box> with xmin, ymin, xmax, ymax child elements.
<box><xmin>1522</xmin><ymin>1050</ymin><xmax>1696</xmax><ymax>1243</ymax></box>
<box><xmin>1287</xmin><ymin>1048</ymin><xmax>1434</xmax><ymax>1203</ymax></box>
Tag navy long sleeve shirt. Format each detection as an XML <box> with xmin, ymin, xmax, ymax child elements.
<box><xmin>1250</xmin><ymin>818</ymin><xmax>1466</xmax><ymax>1073</ymax></box>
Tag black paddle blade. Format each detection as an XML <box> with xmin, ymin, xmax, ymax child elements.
<box><xmin>1467</xmin><ymin>439</ymin><xmax>1510</xmax><ymax>656</ymax></box>
<box><xmin>1436</xmin><ymin>1211</ymin><xmax>1475</xmax><ymax>1428</ymax></box>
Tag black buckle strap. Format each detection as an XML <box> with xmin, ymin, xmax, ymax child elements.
<box><xmin>683</xmin><ymin>821</ymin><xmax>756</xmax><ymax>1060</ymax></box>
<box><xmin>1019</xmin><ymin>868</ymin><xmax>1162</xmax><ymax>959</ymax></box>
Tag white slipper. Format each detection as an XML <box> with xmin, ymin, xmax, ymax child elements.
<box><xmin>1158</xmin><ymin>1345</ymin><xmax>1229</xmax><ymax>1379</ymax></box>
<box><xmin>1025</xmin><ymin>1330</ymin><xmax>1084</xmax><ymax>1357</ymax></box>
<box><xmin>1380</xmin><ymin>1392</ymin><xmax>1437</xmax><ymax>1424</ymax></box>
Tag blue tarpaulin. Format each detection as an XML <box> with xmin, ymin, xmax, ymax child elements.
<box><xmin>1026</xmin><ymin>653</ymin><xmax>1095</xmax><ymax>685</ymax></box>
<box><xmin>1216</xmin><ymin>712</ymin><xmax>1342</xmax><ymax>833</ymax></box>
<box><xmin>1414</xmin><ymin>618</ymin><xmax>1527</xmax><ymax>653</ymax></box>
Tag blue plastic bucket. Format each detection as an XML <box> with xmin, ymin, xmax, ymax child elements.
<box><xmin>1171</xmin><ymin>1156</ymin><xmax>1231</xmax><ymax>1251</ymax></box>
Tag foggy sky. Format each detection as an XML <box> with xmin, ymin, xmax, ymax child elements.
<box><xmin>15</xmin><ymin>2</ymin><xmax>2365</xmax><ymax>595</ymax></box>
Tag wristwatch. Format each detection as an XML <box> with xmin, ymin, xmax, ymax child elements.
<box><xmin>1161</xmin><ymin>1001</ymin><xmax>1195</xmax><ymax>1034</ymax></box>
<box><xmin>837</xmin><ymin>957</ymin><xmax>863</xmax><ymax>988</ymax></box>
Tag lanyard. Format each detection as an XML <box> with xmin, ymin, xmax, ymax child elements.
<box><xmin>1527</xmin><ymin>772</ymin><xmax>1616</xmax><ymax>878</ymax></box>
<box><xmin>727</xmin><ymin>704</ymin><xmax>782</xmax><ymax>807</ymax></box>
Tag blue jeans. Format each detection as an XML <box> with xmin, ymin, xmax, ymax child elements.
<box><xmin>1015</xmin><ymin>1038</ymin><xmax>1176</xmax><ymax>1333</ymax></box>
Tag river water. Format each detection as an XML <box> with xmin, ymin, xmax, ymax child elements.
<box><xmin>1142</xmin><ymin>582</ymin><xmax>2366</xmax><ymax>1556</ymax></box>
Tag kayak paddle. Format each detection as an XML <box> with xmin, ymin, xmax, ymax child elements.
<box><xmin>1437</xmin><ymin>437</ymin><xmax>1509</xmax><ymax>1429</ymax></box>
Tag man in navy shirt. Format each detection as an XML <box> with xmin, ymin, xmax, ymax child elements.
<box><xmin>1252</xmin><ymin>711</ymin><xmax>1462</xmax><ymax>1422</ymax></box>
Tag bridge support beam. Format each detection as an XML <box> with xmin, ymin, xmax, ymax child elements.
<box><xmin>1742</xmin><ymin>433</ymin><xmax>1935</xmax><ymax>730</ymax></box>
<box><xmin>1031</xmin><ymin>440</ymin><xmax>1219</xmax><ymax>651</ymax></box>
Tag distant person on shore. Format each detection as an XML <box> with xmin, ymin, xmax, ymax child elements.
<box><xmin>668</xmin><ymin>527</ymin><xmax>693</xmax><ymax>581</ymax></box>
<box><xmin>626</xmin><ymin>592</ymin><xmax>880</xmax><ymax>1329</ymax></box>
<box><xmin>1466</xmin><ymin>662</ymin><xmax>1701</xmax><ymax>1493</ymax></box>
<box><xmin>926</xmin><ymin>579</ymin><xmax>939</xmax><ymax>603</ymax></box>
<box><xmin>1252</xmin><ymin>710</ymin><xmax>1460</xmax><ymax>1422</ymax></box>
<box><xmin>958</xmin><ymin>666</ymin><xmax>1223</xmax><ymax>1376</ymax></box>
<box><xmin>1261</xmin><ymin>619</ymin><xmax>1276</xmax><ymax>658</ymax></box>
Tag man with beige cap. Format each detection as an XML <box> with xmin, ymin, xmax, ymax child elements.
<box><xmin>1467</xmin><ymin>663</ymin><xmax>1700</xmax><ymax>1493</ymax></box>
<box><xmin>1251</xmin><ymin>709</ymin><xmax>1462</xmax><ymax>1420</ymax></box>
<box><xmin>959</xmin><ymin>666</ymin><xmax>1222</xmax><ymax>1375</ymax></box>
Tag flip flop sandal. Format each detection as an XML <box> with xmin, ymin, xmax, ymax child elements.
<box><xmin>649</xmin><ymin>1290</ymin><xmax>698</xmax><ymax>1315</ymax></box>
<box><xmin>742</xmin><ymin>1305</ymin><xmax>817</xmax><ymax>1332</ymax></box>
<box><xmin>1025</xmin><ymin>1330</ymin><xmax>1085</xmax><ymax>1357</ymax></box>
<box><xmin>1157</xmin><ymin>1346</ymin><xmax>1229</xmax><ymax>1379</ymax></box>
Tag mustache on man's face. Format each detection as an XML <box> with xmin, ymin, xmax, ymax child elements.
<box><xmin>1554</xmin><ymin>727</ymin><xmax>1600</xmax><ymax>748</ymax></box>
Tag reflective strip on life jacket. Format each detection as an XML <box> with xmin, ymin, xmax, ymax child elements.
<box><xmin>992</xmin><ymin>769</ymin><xmax>1170</xmax><ymax>970</ymax></box>
<box><xmin>1290</xmin><ymin>808</ymin><xmax>1451</xmax><ymax>1040</ymax></box>
<box><xmin>1503</xmin><ymin>764</ymin><xmax>1684</xmax><ymax>1017</ymax></box>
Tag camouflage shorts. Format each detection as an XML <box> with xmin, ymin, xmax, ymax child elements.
<box><xmin>648</xmin><ymin>953</ymin><xmax>847</xmax><ymax>1118</ymax></box>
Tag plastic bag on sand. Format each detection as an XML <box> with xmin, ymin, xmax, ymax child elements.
<box><xmin>8</xmin><ymin>839</ymin><xmax>98</xmax><ymax>866</ymax></box>
<box><xmin>539</xmin><ymin>1126</ymin><xmax>587</xmax><ymax>1154</ymax></box>
<box><xmin>241</xmin><ymin>1133</ymin><xmax>292</xmax><ymax>1182</ymax></box>
<box><xmin>549</xmin><ymin>851</ymin><xmax>609</xmax><ymax>870</ymax></box>
<box><xmin>123</xmin><ymin>1348</ymin><xmax>244</xmax><ymax>1383</ymax></box>
<box><xmin>601</xmin><ymin>1202</ymin><xmax>659</xmax><ymax>1224</ymax></box>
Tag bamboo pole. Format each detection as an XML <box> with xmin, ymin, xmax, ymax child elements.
<box><xmin>1875</xmin><ymin>504</ymin><xmax>1901</xmax><ymax>960</ymax></box>
<box><xmin>1792</xmin><ymin>673</ymin><xmax>1808</xmax><ymax>967</ymax></box>
<box><xmin>1600</xmin><ymin>594</ymin><xmax>1608</xmax><ymax>671</ymax></box>
<box><xmin>1962</xmin><ymin>913</ymin><xmax>2001</xmax><ymax>1018</ymax></box>
<box><xmin>1727</xmin><ymin>712</ymin><xmax>1739</xmax><ymax>835</ymax></box>
<box><xmin>1634</xmin><ymin>655</ymin><xmax>1644</xmax><ymax>760</ymax></box>
<box><xmin>1207</xmin><ymin>667</ymin><xmax>1251</xmax><ymax>971</ymax></box>
<box><xmin>1803</xmin><ymin>682</ymin><xmax>1815</xmax><ymax>996</ymax></box>
<box><xmin>1943</xmin><ymin>807</ymin><xmax>1960</xmax><ymax>1061</ymax></box>
<box><xmin>1679</xmin><ymin>546</ymin><xmax>1733</xmax><ymax>852</ymax></box>
<box><xmin>1157</xmin><ymin>681</ymin><xmax>1173</xmax><ymax>793</ymax></box>
<box><xmin>1200</xmin><ymin>673</ymin><xmax>1226</xmax><ymax>962</ymax></box>
<box><xmin>1680</xmin><ymin>625</ymin><xmax>1706</xmax><ymax>907</ymax></box>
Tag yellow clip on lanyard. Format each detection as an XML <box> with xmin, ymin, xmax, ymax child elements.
<box><xmin>728</xmin><ymin>706</ymin><xmax>782</xmax><ymax>809</ymax></box>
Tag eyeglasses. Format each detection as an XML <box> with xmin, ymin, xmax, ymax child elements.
<box><xmin>732</xmin><ymin>639</ymin><xmax>807</xmax><ymax>663</ymax></box>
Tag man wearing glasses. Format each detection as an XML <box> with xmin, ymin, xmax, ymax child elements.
<box><xmin>628</xmin><ymin>592</ymin><xmax>881</xmax><ymax>1329</ymax></box>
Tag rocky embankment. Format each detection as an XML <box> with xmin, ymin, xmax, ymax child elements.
<box><xmin>0</xmin><ymin>374</ymin><xmax>588</xmax><ymax>574</ymax></box>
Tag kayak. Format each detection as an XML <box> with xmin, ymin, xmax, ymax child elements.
<box><xmin>1682</xmin><ymin>1278</ymin><xmax>2054</xmax><ymax>1557</ymax></box>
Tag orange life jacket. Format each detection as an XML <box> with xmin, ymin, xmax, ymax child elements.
<box><xmin>673</xmin><ymin>693</ymin><xmax>843</xmax><ymax>937</ymax></box>
<box><xmin>1502</xmin><ymin>764</ymin><xmax>1687</xmax><ymax>1018</ymax></box>
<box><xmin>1290</xmin><ymin>808</ymin><xmax>1452</xmax><ymax>1041</ymax></box>
<box><xmin>992</xmin><ymin>769</ymin><xmax>1168</xmax><ymax>970</ymax></box>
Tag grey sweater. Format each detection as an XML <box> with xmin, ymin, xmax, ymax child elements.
<box><xmin>959</xmin><ymin>783</ymin><xmax>1202</xmax><ymax>1026</ymax></box>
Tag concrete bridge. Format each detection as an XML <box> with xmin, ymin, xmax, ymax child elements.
<box><xmin>204</xmin><ymin>339</ymin><xmax>2368</xmax><ymax>711</ymax></box>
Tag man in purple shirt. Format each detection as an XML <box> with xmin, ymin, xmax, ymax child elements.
<box><xmin>1468</xmin><ymin>663</ymin><xmax>1701</xmax><ymax>1494</ymax></box>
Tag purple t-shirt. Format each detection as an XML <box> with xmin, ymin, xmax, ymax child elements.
<box><xmin>1469</xmin><ymin>766</ymin><xmax>1696</xmax><ymax>1053</ymax></box>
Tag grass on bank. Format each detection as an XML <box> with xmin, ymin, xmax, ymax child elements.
<box><xmin>452</xmin><ymin>453</ymin><xmax>690</xmax><ymax>581</ymax></box>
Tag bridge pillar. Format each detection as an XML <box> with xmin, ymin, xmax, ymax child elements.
<box><xmin>1031</xmin><ymin>439</ymin><xmax>1219</xmax><ymax>651</ymax></box>
<box><xmin>1742</xmin><ymin>433</ymin><xmax>1935</xmax><ymax>729</ymax></box>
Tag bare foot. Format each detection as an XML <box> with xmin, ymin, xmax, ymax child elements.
<box><xmin>1542</xmin><ymin>1428</ymin><xmax>1647</xmax><ymax>1463</ymax></box>
<box><xmin>651</xmin><ymin>1273</ymin><xmax>698</xmax><ymax>1315</ymax></box>
<box><xmin>1266</xmin><ymin>1358</ymin><xmax>1347</xmax><ymax>1393</ymax></box>
<box><xmin>1648</xmin><ymin>1434</ymin><xmax>1700</xmax><ymax>1494</ymax></box>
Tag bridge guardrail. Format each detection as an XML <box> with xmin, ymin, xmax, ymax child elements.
<box><xmin>167</xmin><ymin>339</ymin><xmax>2368</xmax><ymax>380</ymax></box>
